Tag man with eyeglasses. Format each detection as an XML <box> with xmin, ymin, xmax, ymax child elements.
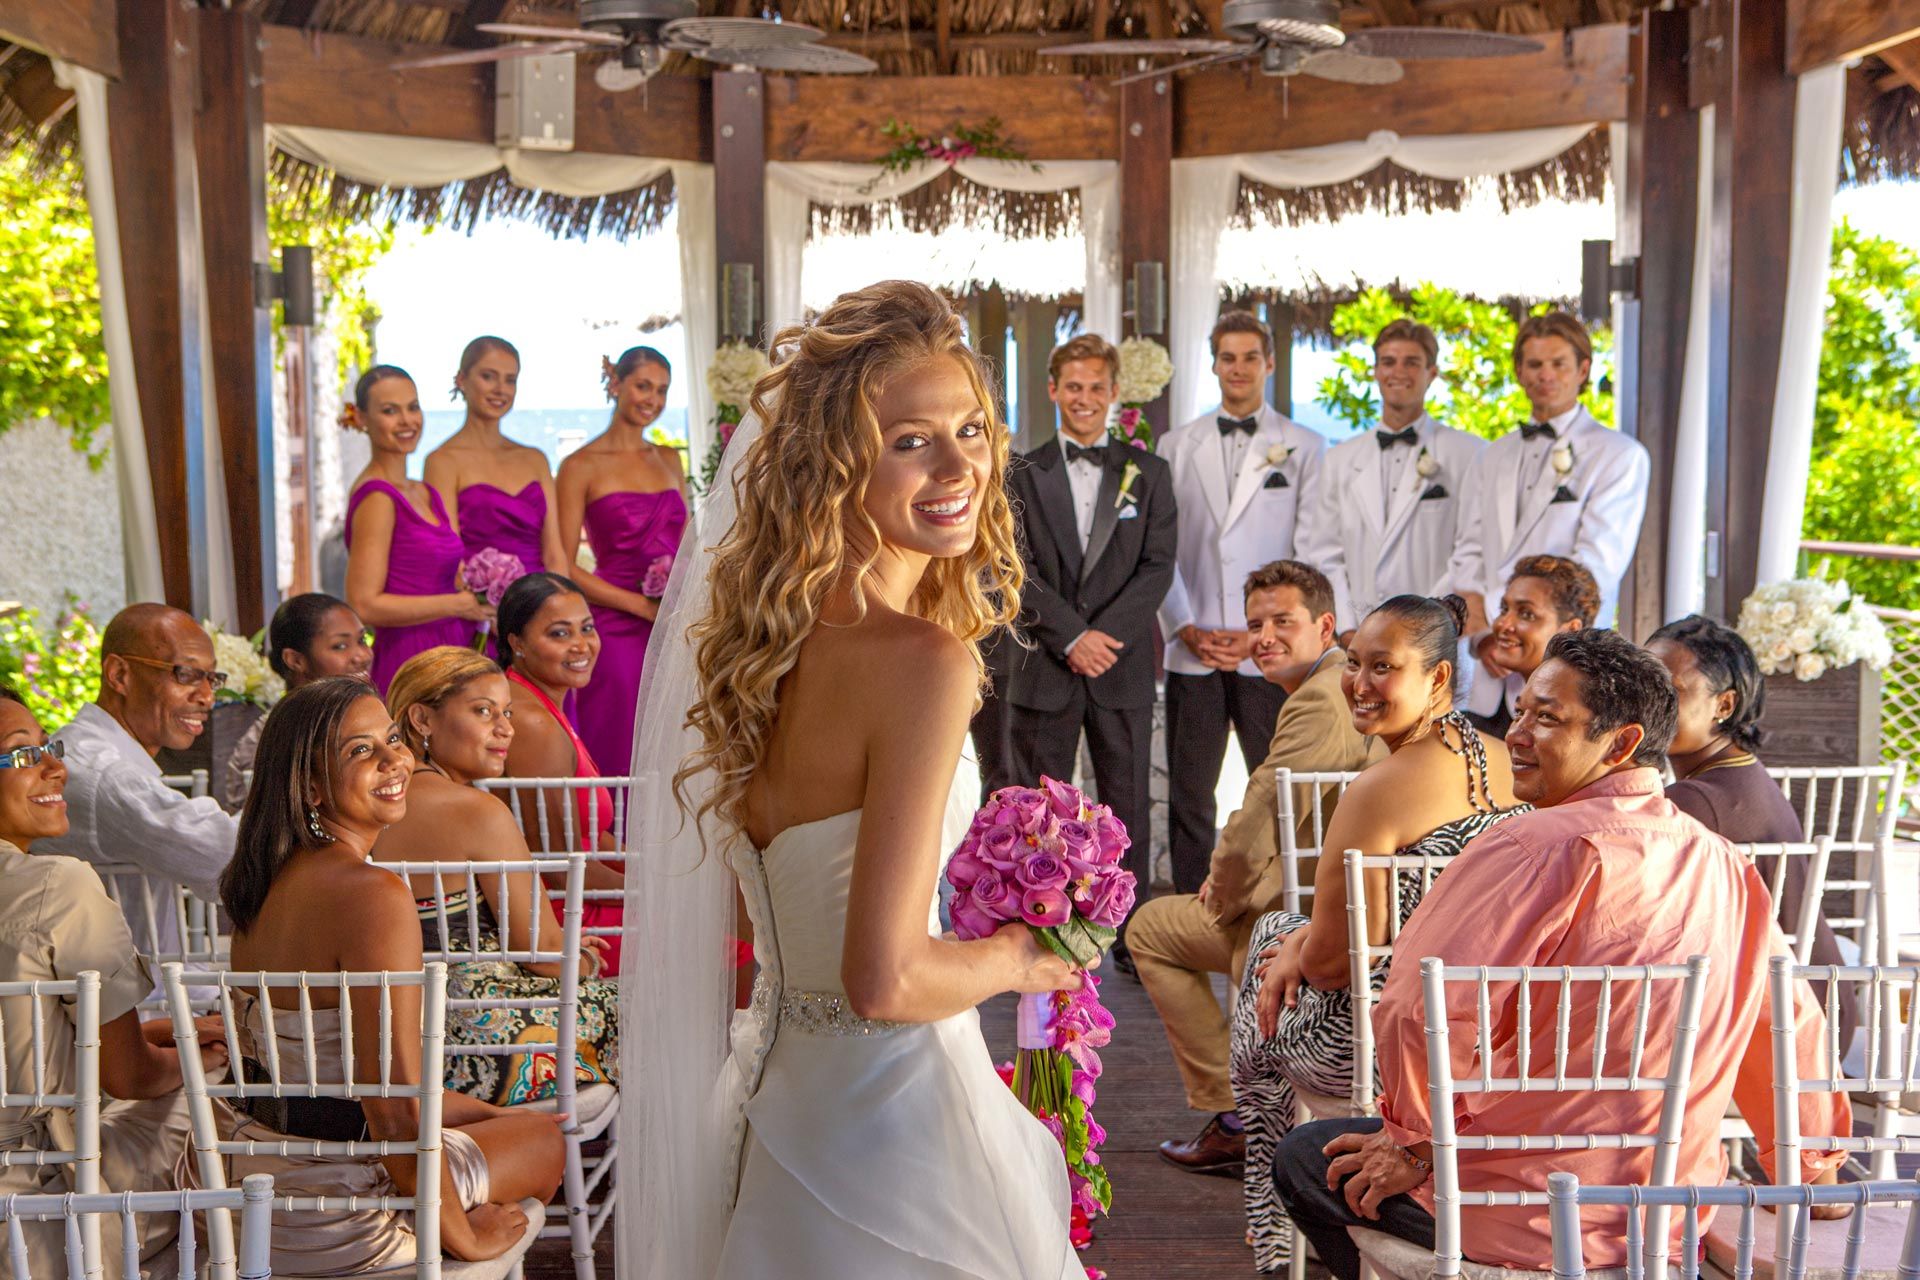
<box><xmin>38</xmin><ymin>604</ymin><xmax>237</xmax><ymax>928</ymax></box>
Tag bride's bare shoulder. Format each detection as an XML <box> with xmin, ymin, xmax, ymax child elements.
<box><xmin>810</xmin><ymin>611</ymin><xmax>974</xmax><ymax>712</ymax></box>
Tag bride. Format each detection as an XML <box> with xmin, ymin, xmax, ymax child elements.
<box><xmin>618</xmin><ymin>280</ymin><xmax>1087</xmax><ymax>1278</ymax></box>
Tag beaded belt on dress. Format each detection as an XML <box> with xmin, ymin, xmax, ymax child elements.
<box><xmin>777</xmin><ymin>989</ymin><xmax>904</xmax><ymax>1037</ymax></box>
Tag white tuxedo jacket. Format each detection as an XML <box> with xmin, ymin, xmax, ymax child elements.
<box><xmin>1442</xmin><ymin>405</ymin><xmax>1649</xmax><ymax>629</ymax></box>
<box><xmin>1297</xmin><ymin>413</ymin><xmax>1487</xmax><ymax>634</ymax></box>
<box><xmin>1157</xmin><ymin>403</ymin><xmax>1328</xmax><ymax>676</ymax></box>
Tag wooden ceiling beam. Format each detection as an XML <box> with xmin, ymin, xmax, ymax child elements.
<box><xmin>4</xmin><ymin>56</ymin><xmax>75</xmax><ymax>126</ymax></box>
<box><xmin>1788</xmin><ymin>0</ymin><xmax>1920</xmax><ymax>73</ymax></box>
<box><xmin>1177</xmin><ymin>20</ymin><xmax>1627</xmax><ymax>154</ymax></box>
<box><xmin>0</xmin><ymin>0</ymin><xmax>118</xmax><ymax>77</ymax></box>
<box><xmin>1364</xmin><ymin>0</ymin><xmax>1420</xmax><ymax>26</ymax></box>
<box><xmin>447</xmin><ymin>0</ymin><xmax>517</xmax><ymax>47</ymax></box>
<box><xmin>1876</xmin><ymin>35</ymin><xmax>1920</xmax><ymax>87</ymax></box>
<box><xmin>764</xmin><ymin>74</ymin><xmax>1120</xmax><ymax>159</ymax></box>
<box><xmin>260</xmin><ymin>24</ymin><xmax>711</xmax><ymax>160</ymax></box>
<box><xmin>935</xmin><ymin>0</ymin><xmax>953</xmax><ymax>71</ymax></box>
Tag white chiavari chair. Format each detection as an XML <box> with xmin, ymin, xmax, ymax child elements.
<box><xmin>369</xmin><ymin>855</ymin><xmax>609</xmax><ymax>1280</ymax></box>
<box><xmin>1765</xmin><ymin>765</ymin><xmax>1907</xmax><ymax>970</ymax></box>
<box><xmin>475</xmin><ymin>777</ymin><xmax>635</xmax><ymax>949</ymax></box>
<box><xmin>90</xmin><ymin>866</ymin><xmax>225</xmax><ymax>1015</ymax></box>
<box><xmin>1348</xmin><ymin>956</ymin><xmax>1712</xmax><ymax>1280</ymax></box>
<box><xmin>1548</xmin><ymin>1171</ymin><xmax>1920</xmax><ymax>1280</ymax></box>
<box><xmin>0</xmin><ymin>973</ymin><xmax>102</xmax><ymax>1276</ymax></box>
<box><xmin>1273</xmin><ymin>769</ymin><xmax>1365</xmax><ymax>917</ymax></box>
<box><xmin>158</xmin><ymin>771</ymin><xmax>211</xmax><ymax>800</ymax></box>
<box><xmin>0</xmin><ymin>1175</ymin><xmax>277</xmax><ymax>1280</ymax></box>
<box><xmin>161</xmin><ymin>961</ymin><xmax>542</xmax><ymax>1280</ymax></box>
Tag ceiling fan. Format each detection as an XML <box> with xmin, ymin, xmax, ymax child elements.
<box><xmin>391</xmin><ymin>0</ymin><xmax>877</xmax><ymax>91</ymax></box>
<box><xmin>1042</xmin><ymin>0</ymin><xmax>1543</xmax><ymax>85</ymax></box>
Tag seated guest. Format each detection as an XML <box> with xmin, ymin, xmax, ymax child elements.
<box><xmin>1274</xmin><ymin>630</ymin><xmax>1849</xmax><ymax>1279</ymax></box>
<box><xmin>0</xmin><ymin>685</ymin><xmax>228</xmax><ymax>1276</ymax></box>
<box><xmin>220</xmin><ymin>678</ymin><xmax>564</xmax><ymax>1273</ymax></box>
<box><xmin>1463</xmin><ymin>554</ymin><xmax>1598</xmax><ymax>737</ymax></box>
<box><xmin>1134</xmin><ymin>561</ymin><xmax>1380</xmax><ymax>1179</ymax></box>
<box><xmin>377</xmin><ymin>646</ymin><xmax>619</xmax><ymax>1105</ymax></box>
<box><xmin>1227</xmin><ymin>595</ymin><xmax>1522</xmax><ymax>1274</ymax></box>
<box><xmin>496</xmin><ymin>572</ymin><xmax>625</xmax><ymax>971</ymax></box>
<box><xmin>1650</xmin><ymin>614</ymin><xmax>1857</xmax><ymax>1047</ymax></box>
<box><xmin>221</xmin><ymin>593</ymin><xmax>374</xmax><ymax>812</ymax></box>
<box><xmin>40</xmin><ymin>604</ymin><xmax>236</xmax><ymax>908</ymax></box>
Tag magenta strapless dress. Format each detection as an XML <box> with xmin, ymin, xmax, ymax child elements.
<box><xmin>575</xmin><ymin>489</ymin><xmax>688</xmax><ymax>776</ymax></box>
<box><xmin>456</xmin><ymin>482</ymin><xmax>548</xmax><ymax>578</ymax></box>
<box><xmin>346</xmin><ymin>479</ymin><xmax>471</xmax><ymax>695</ymax></box>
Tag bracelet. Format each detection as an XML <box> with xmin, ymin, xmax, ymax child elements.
<box><xmin>1396</xmin><ymin>1144</ymin><xmax>1433</xmax><ymax>1174</ymax></box>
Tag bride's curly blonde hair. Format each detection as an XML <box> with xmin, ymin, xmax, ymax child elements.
<box><xmin>676</xmin><ymin>280</ymin><xmax>1022</xmax><ymax>839</ymax></box>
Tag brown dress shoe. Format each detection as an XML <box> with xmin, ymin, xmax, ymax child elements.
<box><xmin>1157</xmin><ymin>1114</ymin><xmax>1245</xmax><ymax>1177</ymax></box>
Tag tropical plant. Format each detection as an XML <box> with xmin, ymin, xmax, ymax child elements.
<box><xmin>0</xmin><ymin>600</ymin><xmax>103</xmax><ymax>728</ymax></box>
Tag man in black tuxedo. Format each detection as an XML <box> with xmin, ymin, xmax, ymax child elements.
<box><xmin>1008</xmin><ymin>334</ymin><xmax>1178</xmax><ymax>965</ymax></box>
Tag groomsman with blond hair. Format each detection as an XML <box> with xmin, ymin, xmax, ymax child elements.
<box><xmin>1298</xmin><ymin>318</ymin><xmax>1485</xmax><ymax>640</ymax></box>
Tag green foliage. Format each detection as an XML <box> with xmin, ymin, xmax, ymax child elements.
<box><xmin>267</xmin><ymin>183</ymin><xmax>399</xmax><ymax>383</ymax></box>
<box><xmin>0</xmin><ymin>151</ymin><xmax>110</xmax><ymax>463</ymax></box>
<box><xmin>1800</xmin><ymin>221</ymin><xmax>1920</xmax><ymax>611</ymax></box>
<box><xmin>1314</xmin><ymin>283</ymin><xmax>1615</xmax><ymax>441</ymax></box>
<box><xmin>0</xmin><ymin>600</ymin><xmax>103</xmax><ymax>728</ymax></box>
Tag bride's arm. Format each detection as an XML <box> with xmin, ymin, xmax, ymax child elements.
<box><xmin>841</xmin><ymin>628</ymin><xmax>1081</xmax><ymax>1024</ymax></box>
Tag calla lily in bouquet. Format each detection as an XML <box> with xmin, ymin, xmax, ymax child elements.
<box><xmin>459</xmin><ymin>547</ymin><xmax>526</xmax><ymax>650</ymax></box>
<box><xmin>948</xmin><ymin>777</ymin><xmax>1134</xmax><ymax>1245</ymax></box>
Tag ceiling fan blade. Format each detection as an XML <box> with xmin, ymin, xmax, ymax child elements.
<box><xmin>1041</xmin><ymin>38</ymin><xmax>1247</xmax><ymax>56</ymax></box>
<box><xmin>1299</xmin><ymin>48</ymin><xmax>1403</xmax><ymax>84</ymax></box>
<box><xmin>476</xmin><ymin>22</ymin><xmax>626</xmax><ymax>47</ymax></box>
<box><xmin>691</xmin><ymin>42</ymin><xmax>877</xmax><ymax>72</ymax></box>
<box><xmin>389</xmin><ymin>40</ymin><xmax>591</xmax><ymax>70</ymax></box>
<box><xmin>1341</xmin><ymin>27</ymin><xmax>1544</xmax><ymax>60</ymax></box>
<box><xmin>663</xmin><ymin>16</ymin><xmax>827</xmax><ymax>51</ymax></box>
<box><xmin>1113</xmin><ymin>45</ymin><xmax>1257</xmax><ymax>84</ymax></box>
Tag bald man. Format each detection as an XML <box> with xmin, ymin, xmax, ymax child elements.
<box><xmin>39</xmin><ymin>605</ymin><xmax>235</xmax><ymax>905</ymax></box>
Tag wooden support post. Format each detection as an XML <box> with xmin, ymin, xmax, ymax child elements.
<box><xmin>713</xmin><ymin>70</ymin><xmax>767</xmax><ymax>344</ymax></box>
<box><xmin>1266</xmin><ymin>298</ymin><xmax>1295</xmax><ymax>416</ymax></box>
<box><xmin>1014</xmin><ymin>298</ymin><xmax>1060</xmax><ymax>449</ymax></box>
<box><xmin>196</xmin><ymin>5</ymin><xmax>278</xmax><ymax>633</ymax></box>
<box><xmin>1120</xmin><ymin>76</ymin><xmax>1172</xmax><ymax>436</ymax></box>
<box><xmin>972</xmin><ymin>286</ymin><xmax>1011</xmax><ymax>431</ymax></box>
<box><xmin>1704</xmin><ymin>0</ymin><xmax>1795</xmax><ymax>620</ymax></box>
<box><xmin>1616</xmin><ymin>8</ymin><xmax>1698</xmax><ymax>640</ymax></box>
<box><xmin>109</xmin><ymin>0</ymin><xmax>210</xmax><ymax>615</ymax></box>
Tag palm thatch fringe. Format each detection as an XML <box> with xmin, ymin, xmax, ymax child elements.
<box><xmin>810</xmin><ymin>167</ymin><xmax>1080</xmax><ymax>238</ymax></box>
<box><xmin>268</xmin><ymin>151</ymin><xmax>678</xmax><ymax>239</ymax></box>
<box><xmin>1234</xmin><ymin>126</ymin><xmax>1611</xmax><ymax>228</ymax></box>
<box><xmin>1843</xmin><ymin>80</ymin><xmax>1920</xmax><ymax>184</ymax></box>
<box><xmin>1247</xmin><ymin>278</ymin><xmax>1571</xmax><ymax>348</ymax></box>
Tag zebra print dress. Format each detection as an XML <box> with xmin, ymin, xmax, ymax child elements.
<box><xmin>1227</xmin><ymin>805</ymin><xmax>1527</xmax><ymax>1273</ymax></box>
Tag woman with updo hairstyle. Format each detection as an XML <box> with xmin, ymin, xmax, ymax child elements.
<box><xmin>221</xmin><ymin>592</ymin><xmax>374</xmax><ymax>811</ymax></box>
<box><xmin>374</xmin><ymin>646</ymin><xmax>620</xmax><ymax>1105</ymax></box>
<box><xmin>1648</xmin><ymin>615</ymin><xmax>1857</xmax><ymax>1044</ymax></box>
<box><xmin>220</xmin><ymin>677</ymin><xmax>564</xmax><ymax>1272</ymax></box>
<box><xmin>342</xmin><ymin>365</ymin><xmax>490</xmax><ymax>695</ymax></box>
<box><xmin>556</xmin><ymin>345</ymin><xmax>689</xmax><ymax>774</ymax></box>
<box><xmin>1226</xmin><ymin>594</ymin><xmax>1528</xmax><ymax>1273</ymax></box>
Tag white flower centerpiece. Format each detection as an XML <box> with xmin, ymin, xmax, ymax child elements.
<box><xmin>1111</xmin><ymin>337</ymin><xmax>1174</xmax><ymax>451</ymax></box>
<box><xmin>698</xmin><ymin>342</ymin><xmax>773</xmax><ymax>495</ymax></box>
<box><xmin>1735</xmin><ymin>578</ymin><xmax>1893</xmax><ymax>683</ymax></box>
<box><xmin>204</xmin><ymin>623</ymin><xmax>286</xmax><ymax>709</ymax></box>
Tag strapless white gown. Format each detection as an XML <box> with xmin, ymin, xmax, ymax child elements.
<box><xmin>715</xmin><ymin>783</ymin><xmax>1080</xmax><ymax>1278</ymax></box>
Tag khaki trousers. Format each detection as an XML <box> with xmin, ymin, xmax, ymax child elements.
<box><xmin>1128</xmin><ymin>891</ymin><xmax>1257</xmax><ymax>1113</ymax></box>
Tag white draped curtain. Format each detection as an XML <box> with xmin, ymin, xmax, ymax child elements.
<box><xmin>1169</xmin><ymin>123</ymin><xmax>1600</xmax><ymax>425</ymax></box>
<box><xmin>1667</xmin><ymin>105</ymin><xmax>1716</xmax><ymax>620</ymax></box>
<box><xmin>762</xmin><ymin>159</ymin><xmax>1120</xmax><ymax>341</ymax></box>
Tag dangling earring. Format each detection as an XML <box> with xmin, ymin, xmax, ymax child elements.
<box><xmin>306</xmin><ymin>807</ymin><xmax>336</xmax><ymax>844</ymax></box>
<box><xmin>421</xmin><ymin>732</ymin><xmax>432</xmax><ymax>763</ymax></box>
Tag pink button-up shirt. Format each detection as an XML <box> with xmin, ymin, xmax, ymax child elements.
<box><xmin>1375</xmin><ymin>768</ymin><xmax>1848</xmax><ymax>1268</ymax></box>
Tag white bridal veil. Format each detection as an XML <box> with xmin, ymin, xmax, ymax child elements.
<box><xmin>615</xmin><ymin>414</ymin><xmax>764</xmax><ymax>1279</ymax></box>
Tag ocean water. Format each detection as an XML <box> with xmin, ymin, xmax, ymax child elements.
<box><xmin>405</xmin><ymin>407</ymin><xmax>690</xmax><ymax>479</ymax></box>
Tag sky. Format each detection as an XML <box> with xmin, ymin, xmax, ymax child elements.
<box><xmin>360</xmin><ymin>178</ymin><xmax>1920</xmax><ymax>417</ymax></box>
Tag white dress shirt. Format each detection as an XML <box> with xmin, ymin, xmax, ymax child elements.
<box><xmin>1061</xmin><ymin>436</ymin><xmax>1102</xmax><ymax>550</ymax></box>
<box><xmin>1513</xmin><ymin>404</ymin><xmax>1581</xmax><ymax>500</ymax></box>
<box><xmin>39</xmin><ymin>703</ymin><xmax>236</xmax><ymax>903</ymax></box>
<box><xmin>1217</xmin><ymin>411</ymin><xmax>1258</xmax><ymax>482</ymax></box>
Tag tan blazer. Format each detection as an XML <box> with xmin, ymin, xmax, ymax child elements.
<box><xmin>1205</xmin><ymin>649</ymin><xmax>1383</xmax><ymax>925</ymax></box>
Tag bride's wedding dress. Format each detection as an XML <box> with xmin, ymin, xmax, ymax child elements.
<box><xmin>714</xmin><ymin>775</ymin><xmax>1081</xmax><ymax>1278</ymax></box>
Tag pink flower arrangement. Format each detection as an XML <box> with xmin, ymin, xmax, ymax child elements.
<box><xmin>458</xmin><ymin>547</ymin><xmax>526</xmax><ymax>649</ymax></box>
<box><xmin>949</xmin><ymin>777</ymin><xmax>1132</xmax><ymax>1250</ymax></box>
<box><xmin>641</xmin><ymin>554</ymin><xmax>674</xmax><ymax>600</ymax></box>
<box><xmin>1112</xmin><ymin>407</ymin><xmax>1154</xmax><ymax>452</ymax></box>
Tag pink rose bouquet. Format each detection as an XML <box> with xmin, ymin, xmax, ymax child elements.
<box><xmin>640</xmin><ymin>554</ymin><xmax>674</xmax><ymax>600</ymax></box>
<box><xmin>948</xmin><ymin>777</ymin><xmax>1133</xmax><ymax>1247</ymax></box>
<box><xmin>458</xmin><ymin>547</ymin><xmax>526</xmax><ymax>650</ymax></box>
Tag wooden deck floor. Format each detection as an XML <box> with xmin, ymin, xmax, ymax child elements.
<box><xmin>524</xmin><ymin>970</ymin><xmax>1308</xmax><ymax>1279</ymax></box>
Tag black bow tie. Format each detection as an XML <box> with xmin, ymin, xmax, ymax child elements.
<box><xmin>1376</xmin><ymin>427</ymin><xmax>1418</xmax><ymax>450</ymax></box>
<box><xmin>1519</xmin><ymin>421</ymin><xmax>1557</xmax><ymax>441</ymax></box>
<box><xmin>1065</xmin><ymin>441</ymin><xmax>1107</xmax><ymax>466</ymax></box>
<box><xmin>1217</xmin><ymin>415</ymin><xmax>1257</xmax><ymax>437</ymax></box>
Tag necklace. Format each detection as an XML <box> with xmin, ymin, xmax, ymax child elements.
<box><xmin>1431</xmin><ymin>709</ymin><xmax>1495</xmax><ymax>813</ymax></box>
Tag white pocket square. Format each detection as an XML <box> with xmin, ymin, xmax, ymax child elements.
<box><xmin>1117</xmin><ymin>505</ymin><xmax>1139</xmax><ymax>520</ymax></box>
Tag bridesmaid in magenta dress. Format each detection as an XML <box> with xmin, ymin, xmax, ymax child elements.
<box><xmin>341</xmin><ymin>366</ymin><xmax>492</xmax><ymax>695</ymax></box>
<box><xmin>424</xmin><ymin>336</ymin><xmax>562</xmax><ymax>582</ymax></box>
<box><xmin>556</xmin><ymin>347</ymin><xmax>689</xmax><ymax>777</ymax></box>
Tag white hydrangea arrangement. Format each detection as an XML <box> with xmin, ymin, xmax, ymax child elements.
<box><xmin>204</xmin><ymin>623</ymin><xmax>286</xmax><ymax>708</ymax></box>
<box><xmin>1115</xmin><ymin>337</ymin><xmax>1173</xmax><ymax>408</ymax></box>
<box><xmin>1735</xmin><ymin>578</ymin><xmax>1894</xmax><ymax>683</ymax></box>
<box><xmin>705</xmin><ymin>342</ymin><xmax>771</xmax><ymax>417</ymax></box>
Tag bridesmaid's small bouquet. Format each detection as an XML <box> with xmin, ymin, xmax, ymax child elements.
<box><xmin>459</xmin><ymin>548</ymin><xmax>525</xmax><ymax>650</ymax></box>
<box><xmin>948</xmin><ymin>777</ymin><xmax>1133</xmax><ymax>1245</ymax></box>
<box><xmin>640</xmin><ymin>554</ymin><xmax>674</xmax><ymax>601</ymax></box>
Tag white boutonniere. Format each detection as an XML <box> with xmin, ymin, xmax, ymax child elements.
<box><xmin>1265</xmin><ymin>442</ymin><xmax>1292</xmax><ymax>469</ymax></box>
<box><xmin>1550</xmin><ymin>441</ymin><xmax>1575</xmax><ymax>479</ymax></box>
<box><xmin>1415</xmin><ymin>447</ymin><xmax>1439</xmax><ymax>480</ymax></box>
<box><xmin>1115</xmin><ymin>459</ymin><xmax>1142</xmax><ymax>510</ymax></box>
